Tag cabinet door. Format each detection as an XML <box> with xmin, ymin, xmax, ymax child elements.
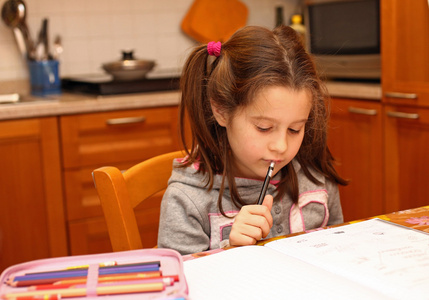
<box><xmin>381</xmin><ymin>0</ymin><xmax>429</xmax><ymax>107</ymax></box>
<box><xmin>0</xmin><ymin>118</ymin><xmax>67</xmax><ymax>272</ymax></box>
<box><xmin>384</xmin><ymin>105</ymin><xmax>429</xmax><ymax>212</ymax></box>
<box><xmin>328</xmin><ymin>98</ymin><xmax>384</xmax><ymax>221</ymax></box>
<box><xmin>60</xmin><ymin>106</ymin><xmax>185</xmax><ymax>255</ymax></box>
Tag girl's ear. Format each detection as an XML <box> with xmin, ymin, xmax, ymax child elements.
<box><xmin>211</xmin><ymin>101</ymin><xmax>228</xmax><ymax>127</ymax></box>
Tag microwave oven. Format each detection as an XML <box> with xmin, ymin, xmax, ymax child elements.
<box><xmin>303</xmin><ymin>0</ymin><xmax>381</xmax><ymax>80</ymax></box>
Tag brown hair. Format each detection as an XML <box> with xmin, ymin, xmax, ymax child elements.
<box><xmin>179</xmin><ymin>25</ymin><xmax>347</xmax><ymax>215</ymax></box>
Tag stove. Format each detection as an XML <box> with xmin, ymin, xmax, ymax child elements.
<box><xmin>61</xmin><ymin>74</ymin><xmax>180</xmax><ymax>95</ymax></box>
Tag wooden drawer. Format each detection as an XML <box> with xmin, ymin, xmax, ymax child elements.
<box><xmin>60</xmin><ymin>106</ymin><xmax>181</xmax><ymax>169</ymax></box>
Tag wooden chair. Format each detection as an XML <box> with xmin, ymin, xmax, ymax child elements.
<box><xmin>92</xmin><ymin>150</ymin><xmax>185</xmax><ymax>252</ymax></box>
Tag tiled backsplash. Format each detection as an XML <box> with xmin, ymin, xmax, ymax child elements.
<box><xmin>0</xmin><ymin>0</ymin><xmax>300</xmax><ymax>82</ymax></box>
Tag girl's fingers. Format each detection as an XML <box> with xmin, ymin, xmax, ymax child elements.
<box><xmin>261</xmin><ymin>195</ymin><xmax>274</xmax><ymax>227</ymax></box>
<box><xmin>243</xmin><ymin>214</ymin><xmax>271</xmax><ymax>237</ymax></box>
<box><xmin>228</xmin><ymin>226</ymin><xmax>258</xmax><ymax>246</ymax></box>
<box><xmin>229</xmin><ymin>203</ymin><xmax>274</xmax><ymax>246</ymax></box>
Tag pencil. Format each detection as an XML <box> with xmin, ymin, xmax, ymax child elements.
<box><xmin>54</xmin><ymin>271</ymin><xmax>167</xmax><ymax>285</ymax></box>
<box><xmin>25</xmin><ymin>261</ymin><xmax>160</xmax><ymax>276</ymax></box>
<box><xmin>10</xmin><ymin>295</ymin><xmax>60</xmax><ymax>300</ymax></box>
<box><xmin>66</xmin><ymin>261</ymin><xmax>117</xmax><ymax>270</ymax></box>
<box><xmin>53</xmin><ymin>274</ymin><xmax>178</xmax><ymax>286</ymax></box>
<box><xmin>29</xmin><ymin>276</ymin><xmax>176</xmax><ymax>290</ymax></box>
<box><xmin>2</xmin><ymin>282</ymin><xmax>165</xmax><ymax>299</ymax></box>
<box><xmin>11</xmin><ymin>264</ymin><xmax>160</xmax><ymax>282</ymax></box>
<box><xmin>9</xmin><ymin>271</ymin><xmax>162</xmax><ymax>287</ymax></box>
<box><xmin>257</xmin><ymin>161</ymin><xmax>275</xmax><ymax>205</ymax></box>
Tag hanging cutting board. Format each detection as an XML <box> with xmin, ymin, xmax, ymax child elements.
<box><xmin>181</xmin><ymin>0</ymin><xmax>248</xmax><ymax>44</ymax></box>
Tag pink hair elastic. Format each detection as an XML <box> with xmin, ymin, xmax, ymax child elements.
<box><xmin>207</xmin><ymin>41</ymin><xmax>222</xmax><ymax>57</ymax></box>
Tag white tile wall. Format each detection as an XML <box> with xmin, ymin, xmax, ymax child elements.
<box><xmin>0</xmin><ymin>0</ymin><xmax>300</xmax><ymax>82</ymax></box>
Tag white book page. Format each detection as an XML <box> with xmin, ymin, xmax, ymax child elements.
<box><xmin>184</xmin><ymin>245</ymin><xmax>389</xmax><ymax>300</ymax></box>
<box><xmin>265</xmin><ymin>219</ymin><xmax>429</xmax><ymax>299</ymax></box>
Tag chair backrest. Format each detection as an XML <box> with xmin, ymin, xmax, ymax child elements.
<box><xmin>92</xmin><ymin>150</ymin><xmax>185</xmax><ymax>252</ymax></box>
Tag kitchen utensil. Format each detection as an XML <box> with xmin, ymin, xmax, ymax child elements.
<box><xmin>1</xmin><ymin>1</ymin><xmax>25</xmax><ymax>59</ymax></box>
<box><xmin>53</xmin><ymin>35</ymin><xmax>63</xmax><ymax>60</ymax></box>
<box><xmin>102</xmin><ymin>51</ymin><xmax>155</xmax><ymax>81</ymax></box>
<box><xmin>35</xmin><ymin>18</ymin><xmax>51</xmax><ymax>60</ymax></box>
<box><xmin>1</xmin><ymin>0</ymin><xmax>33</xmax><ymax>59</ymax></box>
<box><xmin>10</xmin><ymin>28</ymin><xmax>26</xmax><ymax>59</ymax></box>
<box><xmin>181</xmin><ymin>0</ymin><xmax>248</xmax><ymax>43</ymax></box>
<box><xmin>40</xmin><ymin>18</ymin><xmax>50</xmax><ymax>59</ymax></box>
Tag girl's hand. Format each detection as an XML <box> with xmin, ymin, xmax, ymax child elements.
<box><xmin>229</xmin><ymin>195</ymin><xmax>274</xmax><ymax>247</ymax></box>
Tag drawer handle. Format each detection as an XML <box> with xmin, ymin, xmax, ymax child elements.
<box><xmin>348</xmin><ymin>107</ymin><xmax>377</xmax><ymax>116</ymax></box>
<box><xmin>106</xmin><ymin>116</ymin><xmax>146</xmax><ymax>125</ymax></box>
<box><xmin>384</xmin><ymin>92</ymin><xmax>418</xmax><ymax>99</ymax></box>
<box><xmin>386</xmin><ymin>111</ymin><xmax>419</xmax><ymax>119</ymax></box>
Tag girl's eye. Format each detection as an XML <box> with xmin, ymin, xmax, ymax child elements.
<box><xmin>256</xmin><ymin>126</ymin><xmax>272</xmax><ymax>132</ymax></box>
<box><xmin>288</xmin><ymin>128</ymin><xmax>301</xmax><ymax>134</ymax></box>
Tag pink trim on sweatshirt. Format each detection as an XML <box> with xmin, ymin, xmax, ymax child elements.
<box><xmin>289</xmin><ymin>189</ymin><xmax>329</xmax><ymax>233</ymax></box>
<box><xmin>208</xmin><ymin>210</ymin><xmax>239</xmax><ymax>249</ymax></box>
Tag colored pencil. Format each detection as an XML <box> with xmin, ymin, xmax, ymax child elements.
<box><xmin>2</xmin><ymin>282</ymin><xmax>164</xmax><ymax>299</ymax></box>
<box><xmin>26</xmin><ymin>261</ymin><xmax>159</xmax><ymax>275</ymax></box>
<box><xmin>66</xmin><ymin>261</ymin><xmax>117</xmax><ymax>269</ymax></box>
<box><xmin>11</xmin><ymin>264</ymin><xmax>160</xmax><ymax>282</ymax></box>
<box><xmin>9</xmin><ymin>271</ymin><xmax>162</xmax><ymax>287</ymax></box>
<box><xmin>29</xmin><ymin>276</ymin><xmax>178</xmax><ymax>290</ymax></box>
<box><xmin>98</xmin><ymin>261</ymin><xmax>160</xmax><ymax>269</ymax></box>
<box><xmin>54</xmin><ymin>271</ymin><xmax>167</xmax><ymax>285</ymax></box>
<box><xmin>10</xmin><ymin>295</ymin><xmax>60</xmax><ymax>300</ymax></box>
<box><xmin>58</xmin><ymin>274</ymin><xmax>177</xmax><ymax>286</ymax></box>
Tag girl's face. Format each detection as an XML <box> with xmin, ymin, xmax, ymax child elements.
<box><xmin>212</xmin><ymin>86</ymin><xmax>312</xmax><ymax>180</ymax></box>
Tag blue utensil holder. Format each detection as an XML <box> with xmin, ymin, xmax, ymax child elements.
<box><xmin>28</xmin><ymin>60</ymin><xmax>61</xmax><ymax>97</ymax></box>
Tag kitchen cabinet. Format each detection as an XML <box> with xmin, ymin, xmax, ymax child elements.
<box><xmin>328</xmin><ymin>98</ymin><xmax>384</xmax><ymax>222</ymax></box>
<box><xmin>59</xmin><ymin>106</ymin><xmax>184</xmax><ymax>255</ymax></box>
<box><xmin>382</xmin><ymin>0</ymin><xmax>429</xmax><ymax>108</ymax></box>
<box><xmin>381</xmin><ymin>0</ymin><xmax>429</xmax><ymax>212</ymax></box>
<box><xmin>328</xmin><ymin>96</ymin><xmax>428</xmax><ymax>220</ymax></box>
<box><xmin>0</xmin><ymin>117</ymin><xmax>67</xmax><ymax>272</ymax></box>
<box><xmin>383</xmin><ymin>105</ymin><xmax>429</xmax><ymax>212</ymax></box>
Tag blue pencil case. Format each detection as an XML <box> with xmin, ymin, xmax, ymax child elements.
<box><xmin>0</xmin><ymin>248</ymin><xmax>188</xmax><ymax>299</ymax></box>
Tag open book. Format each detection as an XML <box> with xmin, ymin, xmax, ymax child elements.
<box><xmin>183</xmin><ymin>219</ymin><xmax>429</xmax><ymax>299</ymax></box>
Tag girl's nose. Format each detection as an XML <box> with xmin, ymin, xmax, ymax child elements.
<box><xmin>268</xmin><ymin>133</ymin><xmax>287</xmax><ymax>154</ymax></box>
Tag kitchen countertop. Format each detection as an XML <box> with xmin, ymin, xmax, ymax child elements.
<box><xmin>0</xmin><ymin>90</ymin><xmax>182</xmax><ymax>121</ymax></box>
<box><xmin>0</xmin><ymin>80</ymin><xmax>381</xmax><ymax>121</ymax></box>
<box><xmin>325</xmin><ymin>80</ymin><xmax>382</xmax><ymax>100</ymax></box>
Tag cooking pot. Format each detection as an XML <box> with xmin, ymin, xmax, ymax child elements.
<box><xmin>102</xmin><ymin>51</ymin><xmax>155</xmax><ymax>81</ymax></box>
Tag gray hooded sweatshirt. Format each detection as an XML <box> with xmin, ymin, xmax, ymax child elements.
<box><xmin>158</xmin><ymin>159</ymin><xmax>343</xmax><ymax>255</ymax></box>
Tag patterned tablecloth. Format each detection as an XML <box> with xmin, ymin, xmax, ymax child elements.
<box><xmin>184</xmin><ymin>205</ymin><xmax>429</xmax><ymax>260</ymax></box>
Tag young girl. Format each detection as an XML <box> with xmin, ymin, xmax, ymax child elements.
<box><xmin>158</xmin><ymin>25</ymin><xmax>347</xmax><ymax>255</ymax></box>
